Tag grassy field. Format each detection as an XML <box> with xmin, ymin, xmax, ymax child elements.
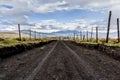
<box><xmin>0</xmin><ymin>32</ymin><xmax>54</xmax><ymax>48</ymax></box>
<box><xmin>0</xmin><ymin>32</ymin><xmax>30</xmax><ymax>48</ymax></box>
<box><xmin>0</xmin><ymin>37</ymin><xmax>55</xmax><ymax>48</ymax></box>
<box><xmin>72</xmin><ymin>38</ymin><xmax>120</xmax><ymax>47</ymax></box>
<box><xmin>0</xmin><ymin>32</ymin><xmax>29</xmax><ymax>39</ymax></box>
<box><xmin>0</xmin><ymin>38</ymin><xmax>39</xmax><ymax>48</ymax></box>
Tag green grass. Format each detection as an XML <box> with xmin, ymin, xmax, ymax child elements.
<box><xmin>104</xmin><ymin>43</ymin><xmax>120</xmax><ymax>47</ymax></box>
<box><xmin>72</xmin><ymin>38</ymin><xmax>120</xmax><ymax>47</ymax></box>
<box><xmin>0</xmin><ymin>38</ymin><xmax>51</xmax><ymax>48</ymax></box>
<box><xmin>0</xmin><ymin>39</ymin><xmax>19</xmax><ymax>47</ymax></box>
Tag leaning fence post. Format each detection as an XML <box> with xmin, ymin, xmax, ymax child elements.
<box><xmin>80</xmin><ymin>31</ymin><xmax>82</xmax><ymax>40</ymax></box>
<box><xmin>83</xmin><ymin>35</ymin><xmax>85</xmax><ymax>41</ymax></box>
<box><xmin>117</xmin><ymin>18</ymin><xmax>120</xmax><ymax>43</ymax></box>
<box><xmin>29</xmin><ymin>29</ymin><xmax>31</xmax><ymax>40</ymax></box>
<box><xmin>91</xmin><ymin>27</ymin><xmax>93</xmax><ymax>41</ymax></box>
<box><xmin>96</xmin><ymin>27</ymin><xmax>98</xmax><ymax>43</ymax></box>
<box><xmin>106</xmin><ymin>11</ymin><xmax>112</xmax><ymax>43</ymax></box>
<box><xmin>18</xmin><ymin>24</ymin><xmax>21</xmax><ymax>41</ymax></box>
<box><xmin>39</xmin><ymin>33</ymin><xmax>41</xmax><ymax>39</ymax></box>
<box><xmin>35</xmin><ymin>31</ymin><xmax>36</xmax><ymax>40</ymax></box>
<box><xmin>86</xmin><ymin>31</ymin><xmax>88</xmax><ymax>42</ymax></box>
<box><xmin>73</xmin><ymin>32</ymin><xmax>75</xmax><ymax>40</ymax></box>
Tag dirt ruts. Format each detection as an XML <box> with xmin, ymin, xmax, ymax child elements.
<box><xmin>33</xmin><ymin>41</ymin><xmax>120</xmax><ymax>80</ymax></box>
<box><xmin>0</xmin><ymin>41</ymin><xmax>57</xmax><ymax>80</ymax></box>
<box><xmin>0</xmin><ymin>40</ymin><xmax>120</xmax><ymax>80</ymax></box>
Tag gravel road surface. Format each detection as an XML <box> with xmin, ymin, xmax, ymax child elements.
<box><xmin>0</xmin><ymin>41</ymin><xmax>120</xmax><ymax>80</ymax></box>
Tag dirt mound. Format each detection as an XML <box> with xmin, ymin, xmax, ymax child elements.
<box><xmin>72</xmin><ymin>42</ymin><xmax>120</xmax><ymax>61</ymax></box>
<box><xmin>0</xmin><ymin>40</ymin><xmax>55</xmax><ymax>59</ymax></box>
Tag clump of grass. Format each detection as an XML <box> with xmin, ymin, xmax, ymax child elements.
<box><xmin>0</xmin><ymin>37</ymin><xmax>52</xmax><ymax>48</ymax></box>
<box><xmin>73</xmin><ymin>38</ymin><xmax>120</xmax><ymax>47</ymax></box>
<box><xmin>0</xmin><ymin>38</ymin><xmax>5</xmax><ymax>41</ymax></box>
<box><xmin>0</xmin><ymin>39</ymin><xmax>19</xmax><ymax>47</ymax></box>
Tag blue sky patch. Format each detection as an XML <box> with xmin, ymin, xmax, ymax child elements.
<box><xmin>0</xmin><ymin>5</ymin><xmax>13</xmax><ymax>9</ymax></box>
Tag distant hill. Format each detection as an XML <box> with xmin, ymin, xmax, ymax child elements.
<box><xmin>20</xmin><ymin>30</ymin><xmax>85</xmax><ymax>38</ymax></box>
<box><xmin>17</xmin><ymin>30</ymin><xmax>117</xmax><ymax>38</ymax></box>
<box><xmin>0</xmin><ymin>32</ymin><xmax>29</xmax><ymax>39</ymax></box>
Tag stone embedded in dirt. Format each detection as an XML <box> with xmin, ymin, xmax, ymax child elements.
<box><xmin>0</xmin><ymin>74</ymin><xmax>6</xmax><ymax>78</ymax></box>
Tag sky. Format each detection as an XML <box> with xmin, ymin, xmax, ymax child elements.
<box><xmin>0</xmin><ymin>0</ymin><xmax>120</xmax><ymax>38</ymax></box>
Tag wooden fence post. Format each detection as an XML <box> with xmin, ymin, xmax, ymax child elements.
<box><xmin>83</xmin><ymin>35</ymin><xmax>85</xmax><ymax>41</ymax></box>
<box><xmin>18</xmin><ymin>24</ymin><xmax>21</xmax><ymax>41</ymax></box>
<box><xmin>80</xmin><ymin>31</ymin><xmax>82</xmax><ymax>40</ymax></box>
<box><xmin>106</xmin><ymin>11</ymin><xmax>112</xmax><ymax>43</ymax></box>
<box><xmin>87</xmin><ymin>31</ymin><xmax>88</xmax><ymax>42</ymax></box>
<box><xmin>76</xmin><ymin>34</ymin><xmax>78</xmax><ymax>39</ymax></box>
<box><xmin>96</xmin><ymin>27</ymin><xmax>98</xmax><ymax>43</ymax></box>
<box><xmin>73</xmin><ymin>32</ymin><xmax>75</xmax><ymax>40</ymax></box>
<box><xmin>39</xmin><ymin>33</ymin><xmax>41</xmax><ymax>39</ymax></box>
<box><xmin>35</xmin><ymin>31</ymin><xmax>36</xmax><ymax>39</ymax></box>
<box><xmin>91</xmin><ymin>27</ymin><xmax>93</xmax><ymax>41</ymax></box>
<box><xmin>30</xmin><ymin>29</ymin><xmax>31</xmax><ymax>40</ymax></box>
<box><xmin>117</xmin><ymin>18</ymin><xmax>120</xmax><ymax>42</ymax></box>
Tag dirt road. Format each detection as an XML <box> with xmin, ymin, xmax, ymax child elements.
<box><xmin>0</xmin><ymin>41</ymin><xmax>120</xmax><ymax>80</ymax></box>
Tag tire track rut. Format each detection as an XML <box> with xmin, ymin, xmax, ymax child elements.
<box><xmin>0</xmin><ymin>41</ymin><xmax>57</xmax><ymax>80</ymax></box>
<box><xmin>26</xmin><ymin>41</ymin><xmax>58</xmax><ymax>80</ymax></box>
<box><xmin>0</xmin><ymin>41</ymin><xmax>120</xmax><ymax>80</ymax></box>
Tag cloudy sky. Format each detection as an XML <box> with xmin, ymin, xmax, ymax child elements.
<box><xmin>0</xmin><ymin>0</ymin><xmax>120</xmax><ymax>37</ymax></box>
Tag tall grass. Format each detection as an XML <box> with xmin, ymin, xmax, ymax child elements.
<box><xmin>0</xmin><ymin>37</ymin><xmax>43</xmax><ymax>48</ymax></box>
<box><xmin>72</xmin><ymin>38</ymin><xmax>120</xmax><ymax>47</ymax></box>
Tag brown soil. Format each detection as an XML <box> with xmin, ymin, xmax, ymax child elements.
<box><xmin>0</xmin><ymin>41</ymin><xmax>120</xmax><ymax>80</ymax></box>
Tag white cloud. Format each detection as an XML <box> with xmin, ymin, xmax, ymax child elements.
<box><xmin>0</xmin><ymin>18</ymin><xmax>118</xmax><ymax>39</ymax></box>
<box><xmin>0</xmin><ymin>24</ymin><xmax>17</xmax><ymax>32</ymax></box>
<box><xmin>26</xmin><ymin>19</ymin><xmax>109</xmax><ymax>33</ymax></box>
<box><xmin>0</xmin><ymin>0</ymin><xmax>120</xmax><ymax>37</ymax></box>
<box><xmin>33</xmin><ymin>1</ymin><xmax>80</xmax><ymax>13</ymax></box>
<box><xmin>0</xmin><ymin>0</ymin><xmax>120</xmax><ymax>14</ymax></box>
<box><xmin>109</xmin><ymin>1</ymin><xmax>120</xmax><ymax>25</ymax></box>
<box><xmin>0</xmin><ymin>0</ymin><xmax>110</xmax><ymax>16</ymax></box>
<box><xmin>0</xmin><ymin>19</ymin><xmax>86</xmax><ymax>32</ymax></box>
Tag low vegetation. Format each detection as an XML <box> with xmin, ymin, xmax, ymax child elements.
<box><xmin>73</xmin><ymin>38</ymin><xmax>120</xmax><ymax>47</ymax></box>
<box><xmin>71</xmin><ymin>38</ymin><xmax>120</xmax><ymax>61</ymax></box>
<box><xmin>0</xmin><ymin>37</ymin><xmax>53</xmax><ymax>48</ymax></box>
<box><xmin>0</xmin><ymin>40</ymin><xmax>54</xmax><ymax>58</ymax></box>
